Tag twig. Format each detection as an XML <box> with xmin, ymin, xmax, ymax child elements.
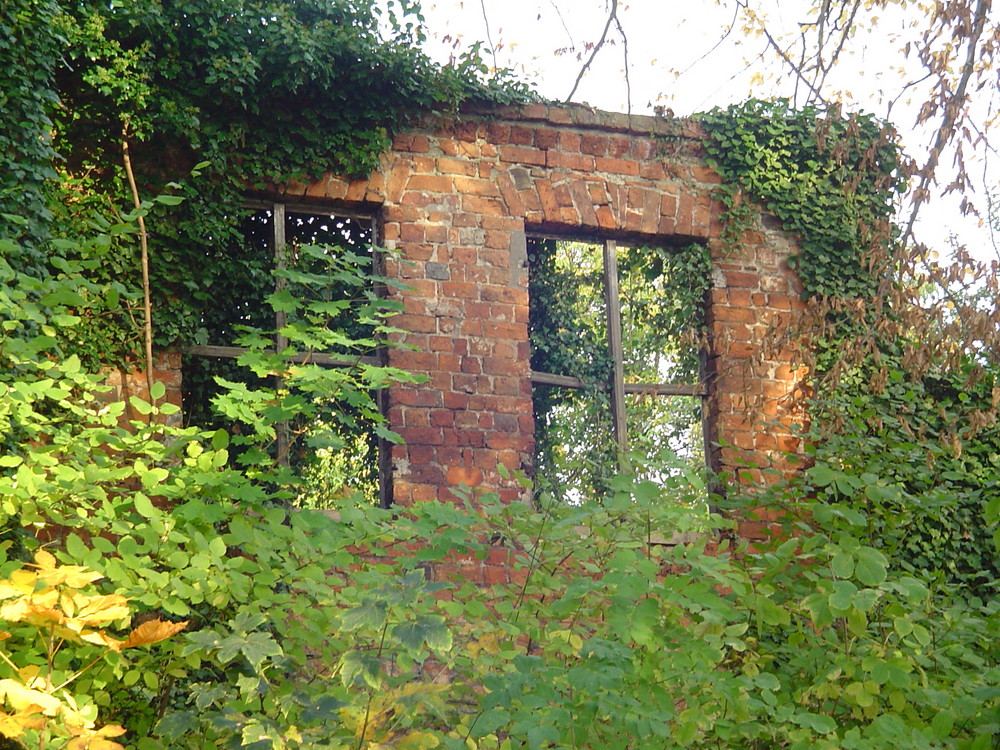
<box><xmin>478</xmin><ymin>0</ymin><xmax>499</xmax><ymax>73</ymax></box>
<box><xmin>900</xmin><ymin>0</ymin><xmax>991</xmax><ymax>248</ymax></box>
<box><xmin>613</xmin><ymin>12</ymin><xmax>631</xmax><ymax>114</ymax></box>
<box><xmin>121</xmin><ymin>123</ymin><xmax>156</xmax><ymax>409</ymax></box>
<box><xmin>565</xmin><ymin>0</ymin><xmax>619</xmax><ymax>103</ymax></box>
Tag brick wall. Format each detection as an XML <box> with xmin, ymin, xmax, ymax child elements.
<box><xmin>268</xmin><ymin>103</ymin><xmax>810</xmax><ymax>535</ymax></box>
<box><xmin>101</xmin><ymin>349</ymin><xmax>184</xmax><ymax>427</ymax></box>
<box><xmin>138</xmin><ymin>104</ymin><xmax>809</xmax><ymax>542</ymax></box>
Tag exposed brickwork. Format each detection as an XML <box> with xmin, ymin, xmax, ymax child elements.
<box><xmin>102</xmin><ymin>350</ymin><xmax>184</xmax><ymax>426</ymax></box>
<box><xmin>243</xmin><ymin>104</ymin><xmax>809</xmax><ymax>537</ymax></box>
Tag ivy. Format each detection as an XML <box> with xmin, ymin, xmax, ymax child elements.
<box><xmin>0</xmin><ymin>0</ymin><xmax>61</xmax><ymax>261</ymax></box>
<box><xmin>5</xmin><ymin>0</ymin><xmax>535</xmax><ymax>367</ymax></box>
<box><xmin>698</xmin><ymin>99</ymin><xmax>906</xmax><ymax>299</ymax></box>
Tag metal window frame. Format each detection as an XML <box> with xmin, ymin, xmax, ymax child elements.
<box><xmin>526</xmin><ymin>236</ymin><xmax>711</xmax><ymax>470</ymax></box>
<box><xmin>186</xmin><ymin>201</ymin><xmax>392</xmax><ymax>507</ymax></box>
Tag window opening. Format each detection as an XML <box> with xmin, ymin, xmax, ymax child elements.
<box><xmin>184</xmin><ymin>202</ymin><xmax>391</xmax><ymax>507</ymax></box>
<box><xmin>526</xmin><ymin>237</ymin><xmax>711</xmax><ymax>502</ymax></box>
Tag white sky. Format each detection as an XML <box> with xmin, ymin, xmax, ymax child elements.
<box><xmin>414</xmin><ymin>0</ymin><xmax>999</xmax><ymax>263</ymax></box>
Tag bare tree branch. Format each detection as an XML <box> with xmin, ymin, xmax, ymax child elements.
<box><xmin>121</xmin><ymin>123</ymin><xmax>155</xmax><ymax>411</ymax></box>
<box><xmin>901</xmin><ymin>0</ymin><xmax>992</xmax><ymax>248</ymax></box>
<box><xmin>613</xmin><ymin>12</ymin><xmax>631</xmax><ymax>114</ymax></box>
<box><xmin>478</xmin><ymin>0</ymin><xmax>499</xmax><ymax>72</ymax></box>
<box><xmin>565</xmin><ymin>0</ymin><xmax>618</xmax><ymax>103</ymax></box>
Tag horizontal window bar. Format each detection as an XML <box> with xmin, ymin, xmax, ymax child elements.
<box><xmin>531</xmin><ymin>370</ymin><xmax>705</xmax><ymax>397</ymax></box>
<box><xmin>187</xmin><ymin>344</ymin><xmax>380</xmax><ymax>369</ymax></box>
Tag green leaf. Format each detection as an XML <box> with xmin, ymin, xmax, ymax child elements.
<box><xmin>830</xmin><ymin>551</ymin><xmax>854</xmax><ymax>579</ymax></box>
<box><xmin>421</xmin><ymin>616</ymin><xmax>453</xmax><ymax>652</ymax></box>
<box><xmin>240</xmin><ymin>632</ymin><xmax>283</xmax><ymax>671</ymax></box>
<box><xmin>754</xmin><ymin>594</ymin><xmax>790</xmax><ymax>626</ymax></box>
<box><xmin>342</xmin><ymin>599</ymin><xmax>387</xmax><ymax>631</ymax></box>
<box><xmin>133</xmin><ymin>492</ymin><xmax>158</xmax><ymax>518</ymax></box>
<box><xmin>129</xmin><ymin>395</ymin><xmax>154</xmax><ymax>416</ymax></box>
<box><xmin>799</xmin><ymin>712</ymin><xmax>837</xmax><ymax>734</ymax></box>
<box><xmin>391</xmin><ymin>621</ymin><xmax>427</xmax><ymax>651</ymax></box>
<box><xmin>854</xmin><ymin>547</ymin><xmax>887</xmax><ymax>586</ymax></box>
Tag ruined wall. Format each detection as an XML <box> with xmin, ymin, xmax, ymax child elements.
<box><xmin>145</xmin><ymin>104</ymin><xmax>809</xmax><ymax>541</ymax></box>
<box><xmin>276</xmin><ymin>104</ymin><xmax>809</xmax><ymax>537</ymax></box>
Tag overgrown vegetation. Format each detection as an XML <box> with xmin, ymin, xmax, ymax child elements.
<box><xmin>699</xmin><ymin>99</ymin><xmax>905</xmax><ymax>299</ymax></box>
<box><xmin>1</xmin><ymin>0</ymin><xmax>998</xmax><ymax>748</ymax></box>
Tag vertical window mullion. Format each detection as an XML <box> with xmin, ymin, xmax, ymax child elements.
<box><xmin>602</xmin><ymin>239</ymin><xmax>628</xmax><ymax>458</ymax></box>
<box><xmin>273</xmin><ymin>203</ymin><xmax>290</xmax><ymax>467</ymax></box>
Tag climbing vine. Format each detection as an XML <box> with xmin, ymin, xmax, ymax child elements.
<box><xmin>16</xmin><ymin>0</ymin><xmax>534</xmax><ymax>368</ymax></box>
<box><xmin>698</xmin><ymin>99</ymin><xmax>907</xmax><ymax>299</ymax></box>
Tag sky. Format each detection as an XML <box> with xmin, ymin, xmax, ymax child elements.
<box><xmin>412</xmin><ymin>0</ymin><xmax>999</xmax><ymax>263</ymax></box>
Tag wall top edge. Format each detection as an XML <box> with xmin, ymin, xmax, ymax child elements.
<box><xmin>451</xmin><ymin>102</ymin><xmax>705</xmax><ymax>139</ymax></box>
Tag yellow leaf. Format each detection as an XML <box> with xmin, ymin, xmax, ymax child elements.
<box><xmin>17</xmin><ymin>665</ymin><xmax>40</xmax><ymax>684</ymax></box>
<box><xmin>70</xmin><ymin>595</ymin><xmax>131</xmax><ymax>627</ymax></box>
<box><xmin>33</xmin><ymin>550</ymin><xmax>57</xmax><ymax>571</ymax></box>
<box><xmin>121</xmin><ymin>619</ymin><xmax>188</xmax><ymax>649</ymax></box>
<box><xmin>397</xmin><ymin>730</ymin><xmax>441</xmax><ymax>749</ymax></box>
<box><xmin>0</xmin><ymin>679</ymin><xmax>63</xmax><ymax>715</ymax></box>
<box><xmin>0</xmin><ymin>570</ymin><xmax>40</xmax><ymax>600</ymax></box>
<box><xmin>0</xmin><ymin>594</ymin><xmax>64</xmax><ymax>626</ymax></box>
<box><xmin>78</xmin><ymin>630</ymin><xmax>124</xmax><ymax>652</ymax></box>
<box><xmin>67</xmin><ymin>723</ymin><xmax>127</xmax><ymax>750</ymax></box>
<box><xmin>0</xmin><ymin>707</ymin><xmax>46</xmax><ymax>737</ymax></box>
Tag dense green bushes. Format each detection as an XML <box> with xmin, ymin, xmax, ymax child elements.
<box><xmin>1</xmin><ymin>222</ymin><xmax>997</xmax><ymax>748</ymax></box>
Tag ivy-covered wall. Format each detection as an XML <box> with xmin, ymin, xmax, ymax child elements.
<box><xmin>157</xmin><ymin>102</ymin><xmax>811</xmax><ymax>538</ymax></box>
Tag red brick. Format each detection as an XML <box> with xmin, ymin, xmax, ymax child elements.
<box><xmin>438</xmin><ymin>157</ymin><xmax>477</xmax><ymax>176</ymax></box>
<box><xmin>403</xmin><ymin>427</ymin><xmax>444</xmax><ymax>445</ymax></box>
<box><xmin>454</xmin><ymin>176</ymin><xmax>500</xmax><ymax>197</ymax></box>
<box><xmin>581</xmin><ymin>134</ymin><xmax>608</xmax><ymax>156</ymax></box>
<box><xmin>691</xmin><ymin>165</ymin><xmax>723</xmax><ymax>184</ymax></box>
<box><xmin>509</xmin><ymin>125</ymin><xmax>534</xmax><ymax>145</ymax></box>
<box><xmin>500</xmin><ymin>145</ymin><xmax>546</xmax><ymax>166</ymax></box>
<box><xmin>725</xmin><ymin>271</ymin><xmax>760</xmax><ymax>289</ymax></box>
<box><xmin>558</xmin><ymin>132</ymin><xmax>581</xmax><ymax>151</ymax></box>
<box><xmin>407</xmin><ymin>174</ymin><xmax>453</xmax><ymax>193</ymax></box>
<box><xmin>462</xmin><ymin>196</ymin><xmax>505</xmax><ymax>216</ymax></box>
<box><xmin>446</xmin><ymin>466</ymin><xmax>483</xmax><ymax>486</ymax></box>
<box><xmin>534</xmin><ymin>129</ymin><xmax>559</xmax><ymax>150</ymax></box>
<box><xmin>596</xmin><ymin>157</ymin><xmax>640</xmax><ymax>176</ymax></box>
<box><xmin>546</xmin><ymin>151</ymin><xmax>596</xmax><ymax>171</ymax></box>
<box><xmin>713</xmin><ymin>306</ymin><xmax>756</xmax><ymax>323</ymax></box>
<box><xmin>483</xmin><ymin>565</ymin><xmax>509</xmax><ymax>586</ymax></box>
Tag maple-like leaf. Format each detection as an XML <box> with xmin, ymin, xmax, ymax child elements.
<box><xmin>0</xmin><ymin>570</ymin><xmax>38</xmax><ymax>600</ymax></box>
<box><xmin>69</xmin><ymin>594</ymin><xmax>130</xmax><ymax>627</ymax></box>
<box><xmin>0</xmin><ymin>706</ymin><xmax>46</xmax><ymax>737</ymax></box>
<box><xmin>77</xmin><ymin>630</ymin><xmax>124</xmax><ymax>651</ymax></box>
<box><xmin>32</xmin><ymin>551</ymin><xmax>102</xmax><ymax>589</ymax></box>
<box><xmin>121</xmin><ymin>619</ymin><xmax>189</xmax><ymax>649</ymax></box>
<box><xmin>67</xmin><ymin>722</ymin><xmax>127</xmax><ymax>750</ymax></box>
<box><xmin>0</xmin><ymin>593</ymin><xmax>64</xmax><ymax>626</ymax></box>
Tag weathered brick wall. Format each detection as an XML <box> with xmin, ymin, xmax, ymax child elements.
<box><xmin>101</xmin><ymin>350</ymin><xmax>184</xmax><ymax>427</ymax></box>
<box><xmin>131</xmin><ymin>104</ymin><xmax>810</xmax><ymax>543</ymax></box>
<box><xmin>272</xmin><ymin>104</ymin><xmax>809</xmax><ymax>535</ymax></box>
